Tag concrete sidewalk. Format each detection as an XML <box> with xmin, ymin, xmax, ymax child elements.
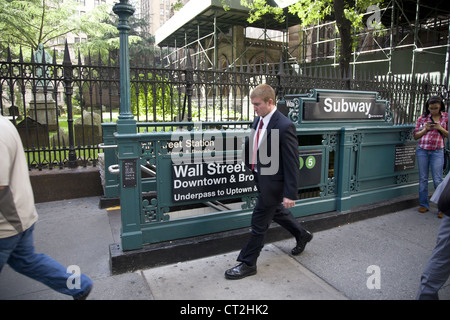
<box><xmin>0</xmin><ymin>196</ymin><xmax>449</xmax><ymax>300</ymax></box>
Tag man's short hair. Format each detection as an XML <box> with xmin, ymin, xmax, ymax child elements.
<box><xmin>250</xmin><ymin>84</ymin><xmax>275</xmax><ymax>103</ymax></box>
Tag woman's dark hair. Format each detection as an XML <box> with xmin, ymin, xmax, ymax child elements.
<box><xmin>424</xmin><ymin>95</ymin><xmax>445</xmax><ymax>115</ymax></box>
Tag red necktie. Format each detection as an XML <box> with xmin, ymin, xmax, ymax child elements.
<box><xmin>251</xmin><ymin>119</ymin><xmax>264</xmax><ymax>171</ymax></box>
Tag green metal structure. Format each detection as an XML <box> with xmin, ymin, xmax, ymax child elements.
<box><xmin>106</xmin><ymin>0</ymin><xmax>420</xmax><ymax>252</ymax></box>
<box><xmin>102</xmin><ymin>89</ymin><xmax>419</xmax><ymax>251</ymax></box>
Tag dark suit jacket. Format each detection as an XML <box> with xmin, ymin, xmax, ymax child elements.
<box><xmin>244</xmin><ymin>109</ymin><xmax>300</xmax><ymax>206</ymax></box>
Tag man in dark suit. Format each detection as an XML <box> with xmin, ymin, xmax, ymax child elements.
<box><xmin>225</xmin><ymin>84</ymin><xmax>313</xmax><ymax>280</ymax></box>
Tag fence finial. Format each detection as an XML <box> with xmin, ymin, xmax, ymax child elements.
<box><xmin>63</xmin><ymin>40</ymin><xmax>72</xmax><ymax>66</ymax></box>
<box><xmin>277</xmin><ymin>56</ymin><xmax>284</xmax><ymax>76</ymax></box>
<box><xmin>7</xmin><ymin>47</ymin><xmax>11</xmax><ymax>63</ymax></box>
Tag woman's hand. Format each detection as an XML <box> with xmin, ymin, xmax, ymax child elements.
<box><xmin>433</xmin><ymin>122</ymin><xmax>449</xmax><ymax>138</ymax></box>
<box><xmin>425</xmin><ymin>122</ymin><xmax>435</xmax><ymax>131</ymax></box>
<box><xmin>414</xmin><ymin>122</ymin><xmax>434</xmax><ymax>140</ymax></box>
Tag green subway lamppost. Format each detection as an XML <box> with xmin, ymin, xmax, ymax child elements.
<box><xmin>113</xmin><ymin>0</ymin><xmax>143</xmax><ymax>250</ymax></box>
<box><xmin>113</xmin><ymin>0</ymin><xmax>136</xmax><ymax>134</ymax></box>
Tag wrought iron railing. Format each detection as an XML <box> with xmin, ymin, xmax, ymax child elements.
<box><xmin>0</xmin><ymin>45</ymin><xmax>448</xmax><ymax>169</ymax></box>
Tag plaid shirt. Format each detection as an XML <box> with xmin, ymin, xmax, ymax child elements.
<box><xmin>414</xmin><ymin>112</ymin><xmax>448</xmax><ymax>150</ymax></box>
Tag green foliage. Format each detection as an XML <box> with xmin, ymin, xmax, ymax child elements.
<box><xmin>240</xmin><ymin>0</ymin><xmax>284</xmax><ymax>23</ymax></box>
<box><xmin>75</xmin><ymin>8</ymin><xmax>161</xmax><ymax>66</ymax></box>
<box><xmin>130</xmin><ymin>72</ymin><xmax>182</xmax><ymax>121</ymax></box>
<box><xmin>75</xmin><ymin>4</ymin><xmax>120</xmax><ymax>55</ymax></box>
<box><xmin>237</xmin><ymin>0</ymin><xmax>386</xmax><ymax>71</ymax></box>
<box><xmin>190</xmin><ymin>103</ymin><xmax>244</xmax><ymax>121</ymax></box>
<box><xmin>172</xmin><ymin>0</ymin><xmax>184</xmax><ymax>12</ymax></box>
<box><xmin>74</xmin><ymin>6</ymin><xmax>147</xmax><ymax>63</ymax></box>
<box><xmin>0</xmin><ymin>0</ymin><xmax>79</xmax><ymax>57</ymax></box>
<box><xmin>287</xmin><ymin>0</ymin><xmax>334</xmax><ymax>26</ymax></box>
<box><xmin>0</xmin><ymin>0</ymin><xmax>142</xmax><ymax>62</ymax></box>
<box><xmin>239</xmin><ymin>0</ymin><xmax>385</xmax><ymax>31</ymax></box>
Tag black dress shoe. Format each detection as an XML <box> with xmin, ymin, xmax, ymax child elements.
<box><xmin>225</xmin><ymin>263</ymin><xmax>257</xmax><ymax>280</ymax></box>
<box><xmin>291</xmin><ymin>231</ymin><xmax>313</xmax><ymax>256</ymax></box>
<box><xmin>73</xmin><ymin>285</ymin><xmax>92</xmax><ymax>300</ymax></box>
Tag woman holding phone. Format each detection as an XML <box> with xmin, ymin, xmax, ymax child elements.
<box><xmin>414</xmin><ymin>96</ymin><xmax>448</xmax><ymax>217</ymax></box>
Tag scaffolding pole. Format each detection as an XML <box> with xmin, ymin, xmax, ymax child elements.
<box><xmin>411</xmin><ymin>0</ymin><xmax>421</xmax><ymax>78</ymax></box>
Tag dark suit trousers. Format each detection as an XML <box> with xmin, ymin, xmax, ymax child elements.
<box><xmin>237</xmin><ymin>196</ymin><xmax>308</xmax><ymax>266</ymax></box>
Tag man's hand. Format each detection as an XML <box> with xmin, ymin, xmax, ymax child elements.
<box><xmin>283</xmin><ymin>197</ymin><xmax>295</xmax><ymax>209</ymax></box>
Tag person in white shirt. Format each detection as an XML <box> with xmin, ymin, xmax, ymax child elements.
<box><xmin>0</xmin><ymin>115</ymin><xmax>93</xmax><ymax>299</ymax></box>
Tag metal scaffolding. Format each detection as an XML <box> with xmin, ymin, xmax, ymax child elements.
<box><xmin>155</xmin><ymin>0</ymin><xmax>450</xmax><ymax>81</ymax></box>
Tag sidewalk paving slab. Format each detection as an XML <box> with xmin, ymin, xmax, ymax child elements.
<box><xmin>142</xmin><ymin>244</ymin><xmax>347</xmax><ymax>300</ymax></box>
<box><xmin>2</xmin><ymin>196</ymin><xmax>450</xmax><ymax>301</ymax></box>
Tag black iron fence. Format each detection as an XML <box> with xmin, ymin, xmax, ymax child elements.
<box><xmin>0</xmin><ymin>45</ymin><xmax>448</xmax><ymax>170</ymax></box>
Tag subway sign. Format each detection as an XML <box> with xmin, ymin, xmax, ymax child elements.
<box><xmin>171</xmin><ymin>149</ymin><xmax>323</xmax><ymax>204</ymax></box>
<box><xmin>283</xmin><ymin>90</ymin><xmax>387</xmax><ymax>122</ymax></box>
<box><xmin>304</xmin><ymin>91</ymin><xmax>385</xmax><ymax>120</ymax></box>
<box><xmin>171</xmin><ymin>160</ymin><xmax>257</xmax><ymax>203</ymax></box>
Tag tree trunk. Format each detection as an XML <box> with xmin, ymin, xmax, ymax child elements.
<box><xmin>334</xmin><ymin>0</ymin><xmax>352</xmax><ymax>77</ymax></box>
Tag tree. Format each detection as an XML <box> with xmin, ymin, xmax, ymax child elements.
<box><xmin>81</xmin><ymin>10</ymin><xmax>160</xmax><ymax>66</ymax></box>
<box><xmin>238</xmin><ymin>0</ymin><xmax>384</xmax><ymax>74</ymax></box>
<box><xmin>333</xmin><ymin>0</ymin><xmax>353</xmax><ymax>73</ymax></box>
<box><xmin>0</xmin><ymin>0</ymin><xmax>161</xmax><ymax>64</ymax></box>
<box><xmin>0</xmin><ymin>0</ymin><xmax>117</xmax><ymax>59</ymax></box>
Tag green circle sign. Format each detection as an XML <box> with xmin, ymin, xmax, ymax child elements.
<box><xmin>305</xmin><ymin>156</ymin><xmax>316</xmax><ymax>169</ymax></box>
<box><xmin>299</xmin><ymin>157</ymin><xmax>304</xmax><ymax>169</ymax></box>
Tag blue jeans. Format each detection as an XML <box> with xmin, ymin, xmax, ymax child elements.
<box><xmin>416</xmin><ymin>147</ymin><xmax>444</xmax><ymax>210</ymax></box>
<box><xmin>0</xmin><ymin>224</ymin><xmax>92</xmax><ymax>299</ymax></box>
<box><xmin>417</xmin><ymin>214</ymin><xmax>450</xmax><ymax>299</ymax></box>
